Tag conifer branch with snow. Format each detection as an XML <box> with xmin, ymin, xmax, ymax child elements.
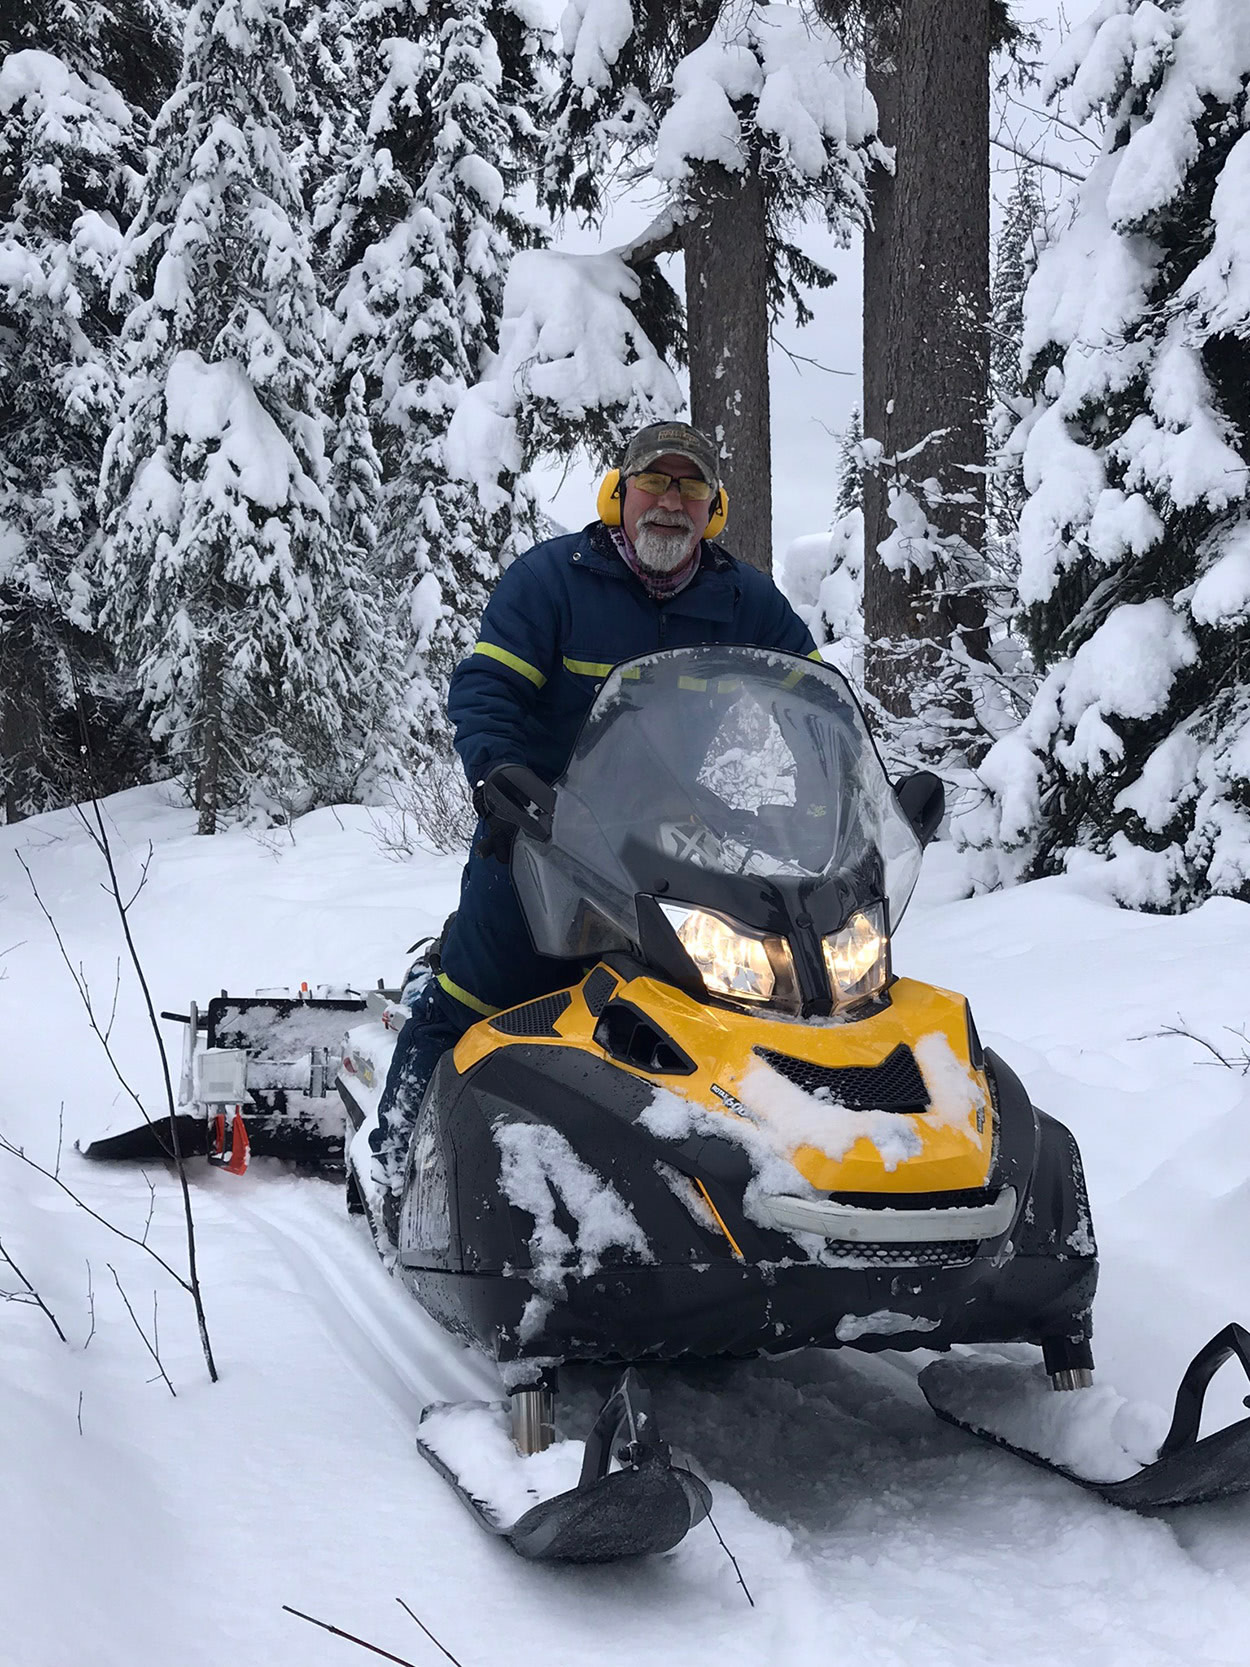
<box><xmin>962</xmin><ymin>0</ymin><xmax>1250</xmax><ymax>910</ymax></box>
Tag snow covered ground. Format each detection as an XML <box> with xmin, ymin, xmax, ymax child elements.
<box><xmin>3</xmin><ymin>784</ymin><xmax>1250</xmax><ymax>1666</ymax></box>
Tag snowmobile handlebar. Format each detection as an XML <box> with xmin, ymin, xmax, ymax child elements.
<box><xmin>480</xmin><ymin>764</ymin><xmax>556</xmax><ymax>843</ymax></box>
<box><xmin>894</xmin><ymin>771</ymin><xmax>945</xmax><ymax>848</ymax></box>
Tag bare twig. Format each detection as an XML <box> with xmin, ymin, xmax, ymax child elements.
<box><xmin>141</xmin><ymin>1171</ymin><xmax>157</xmax><ymax>1247</ymax></box>
<box><xmin>0</xmin><ymin>1235</ymin><xmax>68</xmax><ymax>1343</ymax></box>
<box><xmin>121</xmin><ymin>845</ymin><xmax>154</xmax><ymax>913</ymax></box>
<box><xmin>282</xmin><ymin>1606</ymin><xmax>421</xmax><ymax>1666</ymax></box>
<box><xmin>397</xmin><ymin>1598</ymin><xmax>465</xmax><ymax>1666</ymax></box>
<box><xmin>74</xmin><ymin>800</ymin><xmax>217</xmax><ymax>1381</ymax></box>
<box><xmin>77</xmin><ymin>1390</ymin><xmax>84</xmax><ymax>1437</ymax></box>
<box><xmin>0</xmin><ymin>1133</ymin><xmax>188</xmax><ymax>1289</ymax></box>
<box><xmin>708</xmin><ymin>1511</ymin><xmax>755</xmax><ymax>1608</ymax></box>
<box><xmin>1134</xmin><ymin>1022</ymin><xmax>1250</xmax><ymax>1074</ymax></box>
<box><xmin>770</xmin><ymin>335</ymin><xmax>854</xmax><ymax>377</ymax></box>
<box><xmin>84</xmin><ymin>1260</ymin><xmax>96</xmax><ymax>1348</ymax></box>
<box><xmin>22</xmin><ymin>682</ymin><xmax>218</xmax><ymax>1384</ymax></box>
<box><xmin>104</xmin><ymin>956</ymin><xmax>123</xmax><ymax>1044</ymax></box>
<box><xmin>108</xmin><ymin>1264</ymin><xmax>176</xmax><ymax>1397</ymax></box>
<box><xmin>16</xmin><ymin>854</ymin><xmax>168</xmax><ymax>1150</ymax></box>
<box><xmin>991</xmin><ymin>134</ymin><xmax>1084</xmax><ymax>183</ymax></box>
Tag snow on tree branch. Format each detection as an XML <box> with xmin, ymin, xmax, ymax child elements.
<box><xmin>961</xmin><ymin>0</ymin><xmax>1250</xmax><ymax>910</ymax></box>
<box><xmin>447</xmin><ymin>247</ymin><xmax>683</xmax><ymax>504</ymax></box>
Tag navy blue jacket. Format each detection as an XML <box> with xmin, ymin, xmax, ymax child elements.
<box><xmin>448</xmin><ymin>523</ymin><xmax>818</xmax><ymax>786</ymax></box>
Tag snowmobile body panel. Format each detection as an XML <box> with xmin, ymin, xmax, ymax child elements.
<box><xmin>394</xmin><ymin>961</ymin><xmax>1097</xmax><ymax>1370</ymax></box>
<box><xmin>452</xmin><ymin>969</ymin><xmax>996</xmax><ymax>1196</ymax></box>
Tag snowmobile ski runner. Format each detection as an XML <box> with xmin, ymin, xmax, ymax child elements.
<box><xmin>920</xmin><ymin>1322</ymin><xmax>1250</xmax><ymax>1510</ymax></box>
<box><xmin>416</xmin><ymin>1369</ymin><xmax>711</xmax><ymax>1562</ymax></box>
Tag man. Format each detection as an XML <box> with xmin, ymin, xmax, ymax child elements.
<box><xmin>369</xmin><ymin>419</ymin><xmax>818</xmax><ymax>1192</ymax></box>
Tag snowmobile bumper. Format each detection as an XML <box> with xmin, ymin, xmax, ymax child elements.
<box><xmin>416</xmin><ymin>1368</ymin><xmax>711</xmax><ymax>1562</ymax></box>
<box><xmin>401</xmin><ymin>1243</ymin><xmax>1097</xmax><ymax>1367</ymax></box>
<box><xmin>920</xmin><ymin>1323</ymin><xmax>1250</xmax><ymax>1510</ymax></box>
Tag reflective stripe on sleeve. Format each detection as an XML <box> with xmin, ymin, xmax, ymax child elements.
<box><xmin>437</xmin><ymin>972</ymin><xmax>502</xmax><ymax>1017</ymax></box>
<box><xmin>472</xmin><ymin>641</ymin><xmax>546</xmax><ymax>688</ymax></box>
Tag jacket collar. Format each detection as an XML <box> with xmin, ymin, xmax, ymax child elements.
<box><xmin>573</xmin><ymin>523</ymin><xmax>739</xmax><ymax>622</ymax></box>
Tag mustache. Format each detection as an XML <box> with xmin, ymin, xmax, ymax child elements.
<box><xmin>638</xmin><ymin>507</ymin><xmax>694</xmax><ymax>533</ymax></box>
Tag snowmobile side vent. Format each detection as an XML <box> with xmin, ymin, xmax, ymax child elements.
<box><xmin>582</xmin><ymin>965</ymin><xmax>619</xmax><ymax>1017</ymax></box>
<box><xmin>593</xmin><ymin>1001</ymin><xmax>697</xmax><ymax>1076</ymax></box>
<box><xmin>491</xmin><ymin>991</ymin><xmax>573</xmax><ymax>1038</ymax></box>
<box><xmin>754</xmin><ymin>1043</ymin><xmax>929</xmax><ymax>1112</ymax></box>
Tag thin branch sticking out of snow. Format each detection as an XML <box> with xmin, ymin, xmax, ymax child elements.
<box><xmin>0</xmin><ymin>1235</ymin><xmax>68</xmax><ymax>1343</ymax></box>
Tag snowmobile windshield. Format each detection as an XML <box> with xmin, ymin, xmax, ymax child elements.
<box><xmin>511</xmin><ymin>646</ymin><xmax>922</xmax><ymax>971</ymax></box>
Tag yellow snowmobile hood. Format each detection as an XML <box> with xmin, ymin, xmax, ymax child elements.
<box><xmin>454</xmin><ymin>967</ymin><xmax>993</xmax><ymax>1195</ymax></box>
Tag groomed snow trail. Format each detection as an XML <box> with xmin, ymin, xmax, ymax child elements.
<box><xmin>3</xmin><ymin>788</ymin><xmax>1249</xmax><ymax>1665</ymax></box>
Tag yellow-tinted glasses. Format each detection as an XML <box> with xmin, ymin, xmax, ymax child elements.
<box><xmin>629</xmin><ymin>470</ymin><xmax>715</xmax><ymax>502</ymax></box>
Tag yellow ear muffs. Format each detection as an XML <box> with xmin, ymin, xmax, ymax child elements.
<box><xmin>705</xmin><ymin>488</ymin><xmax>729</xmax><ymax>540</ymax></box>
<box><xmin>597</xmin><ymin>469</ymin><xmax>730</xmax><ymax>540</ymax></box>
<box><xmin>597</xmin><ymin>468</ymin><xmax>624</xmax><ymax>526</ymax></box>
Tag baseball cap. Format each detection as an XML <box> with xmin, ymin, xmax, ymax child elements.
<box><xmin>621</xmin><ymin>421</ymin><xmax>720</xmax><ymax>489</ymax></box>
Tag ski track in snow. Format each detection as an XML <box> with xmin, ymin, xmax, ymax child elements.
<box><xmin>3</xmin><ymin>787</ymin><xmax>1250</xmax><ymax>1665</ymax></box>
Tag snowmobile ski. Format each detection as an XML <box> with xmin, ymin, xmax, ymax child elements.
<box><xmin>416</xmin><ymin>1368</ymin><xmax>712</xmax><ymax>1562</ymax></box>
<box><xmin>919</xmin><ymin>1323</ymin><xmax>1250</xmax><ymax>1510</ymax></box>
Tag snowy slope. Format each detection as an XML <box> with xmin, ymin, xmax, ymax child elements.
<box><xmin>3</xmin><ymin>786</ymin><xmax>1250</xmax><ymax>1666</ymax></box>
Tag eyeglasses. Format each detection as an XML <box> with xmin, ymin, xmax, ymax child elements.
<box><xmin>629</xmin><ymin>471</ymin><xmax>714</xmax><ymax>502</ymax></box>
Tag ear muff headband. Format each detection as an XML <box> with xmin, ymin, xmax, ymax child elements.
<box><xmin>596</xmin><ymin>468</ymin><xmax>730</xmax><ymax>540</ymax></box>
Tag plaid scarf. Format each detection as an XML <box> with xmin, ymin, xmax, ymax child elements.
<box><xmin>608</xmin><ymin>525</ymin><xmax>701</xmax><ymax>600</ymax></box>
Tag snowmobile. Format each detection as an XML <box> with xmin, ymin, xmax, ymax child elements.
<box><xmin>84</xmin><ymin>644</ymin><xmax>1250</xmax><ymax>1562</ymax></box>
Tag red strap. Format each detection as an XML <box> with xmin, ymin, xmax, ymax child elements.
<box><xmin>212</xmin><ymin>1113</ymin><xmax>226</xmax><ymax>1157</ymax></box>
<box><xmin>226</xmin><ymin>1110</ymin><xmax>251</xmax><ymax>1176</ymax></box>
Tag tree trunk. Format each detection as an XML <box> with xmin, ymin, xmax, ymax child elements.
<box><xmin>862</xmin><ymin>7</ymin><xmax>906</xmax><ymax>706</ymax></box>
<box><xmin>196</xmin><ymin>633</ymin><xmax>223</xmax><ymax>836</ymax></box>
<box><xmin>864</xmin><ymin>0</ymin><xmax>990</xmax><ymax>715</ymax></box>
<box><xmin>685</xmin><ymin>160</ymin><xmax>772</xmax><ymax>573</ymax></box>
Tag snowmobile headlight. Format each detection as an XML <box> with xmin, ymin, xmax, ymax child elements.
<box><xmin>658</xmin><ymin>902</ymin><xmax>797</xmax><ymax>1008</ymax></box>
<box><xmin>823</xmin><ymin>902</ymin><xmax>888</xmax><ymax>1010</ymax></box>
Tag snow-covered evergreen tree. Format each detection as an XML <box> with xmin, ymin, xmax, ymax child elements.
<box><xmin>322</xmin><ymin>367</ymin><xmax>411</xmax><ymax>803</ymax></box>
<box><xmin>319</xmin><ymin>0</ymin><xmax>548</xmax><ymax>763</ymax></box>
<box><xmin>987</xmin><ymin>167</ymin><xmax>1047</xmax><ymax>581</ymax></box>
<box><xmin>834</xmin><ymin>407</ymin><xmax>865</xmax><ymax>519</ymax></box>
<box><xmin>0</xmin><ymin>3</ymin><xmax>176</xmax><ymax>821</ymax></box>
<box><xmin>99</xmin><ymin>0</ymin><xmax>366</xmax><ymax>833</ymax></box>
<box><xmin>967</xmin><ymin>0</ymin><xmax>1250</xmax><ymax>908</ymax></box>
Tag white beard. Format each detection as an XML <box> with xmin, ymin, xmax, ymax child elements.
<box><xmin>634</xmin><ymin>511</ymin><xmax>697</xmax><ymax>573</ymax></box>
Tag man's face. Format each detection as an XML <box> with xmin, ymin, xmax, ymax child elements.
<box><xmin>621</xmin><ymin>452</ymin><xmax>715</xmax><ymax>573</ymax></box>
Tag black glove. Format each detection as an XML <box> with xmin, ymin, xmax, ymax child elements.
<box><xmin>472</xmin><ymin>777</ymin><xmax>516</xmax><ymax>863</ymax></box>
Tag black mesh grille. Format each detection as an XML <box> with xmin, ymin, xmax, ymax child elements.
<box><xmin>755</xmin><ymin>1043</ymin><xmax>929</xmax><ymax>1112</ymax></box>
<box><xmin>491</xmin><ymin>991</ymin><xmax>572</xmax><ymax>1038</ymax></box>
<box><xmin>582</xmin><ymin>965</ymin><xmax>618</xmax><ymax>1017</ymax></box>
<box><xmin>827</xmin><ymin>1240</ymin><xmax>978</xmax><ymax>1268</ymax></box>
